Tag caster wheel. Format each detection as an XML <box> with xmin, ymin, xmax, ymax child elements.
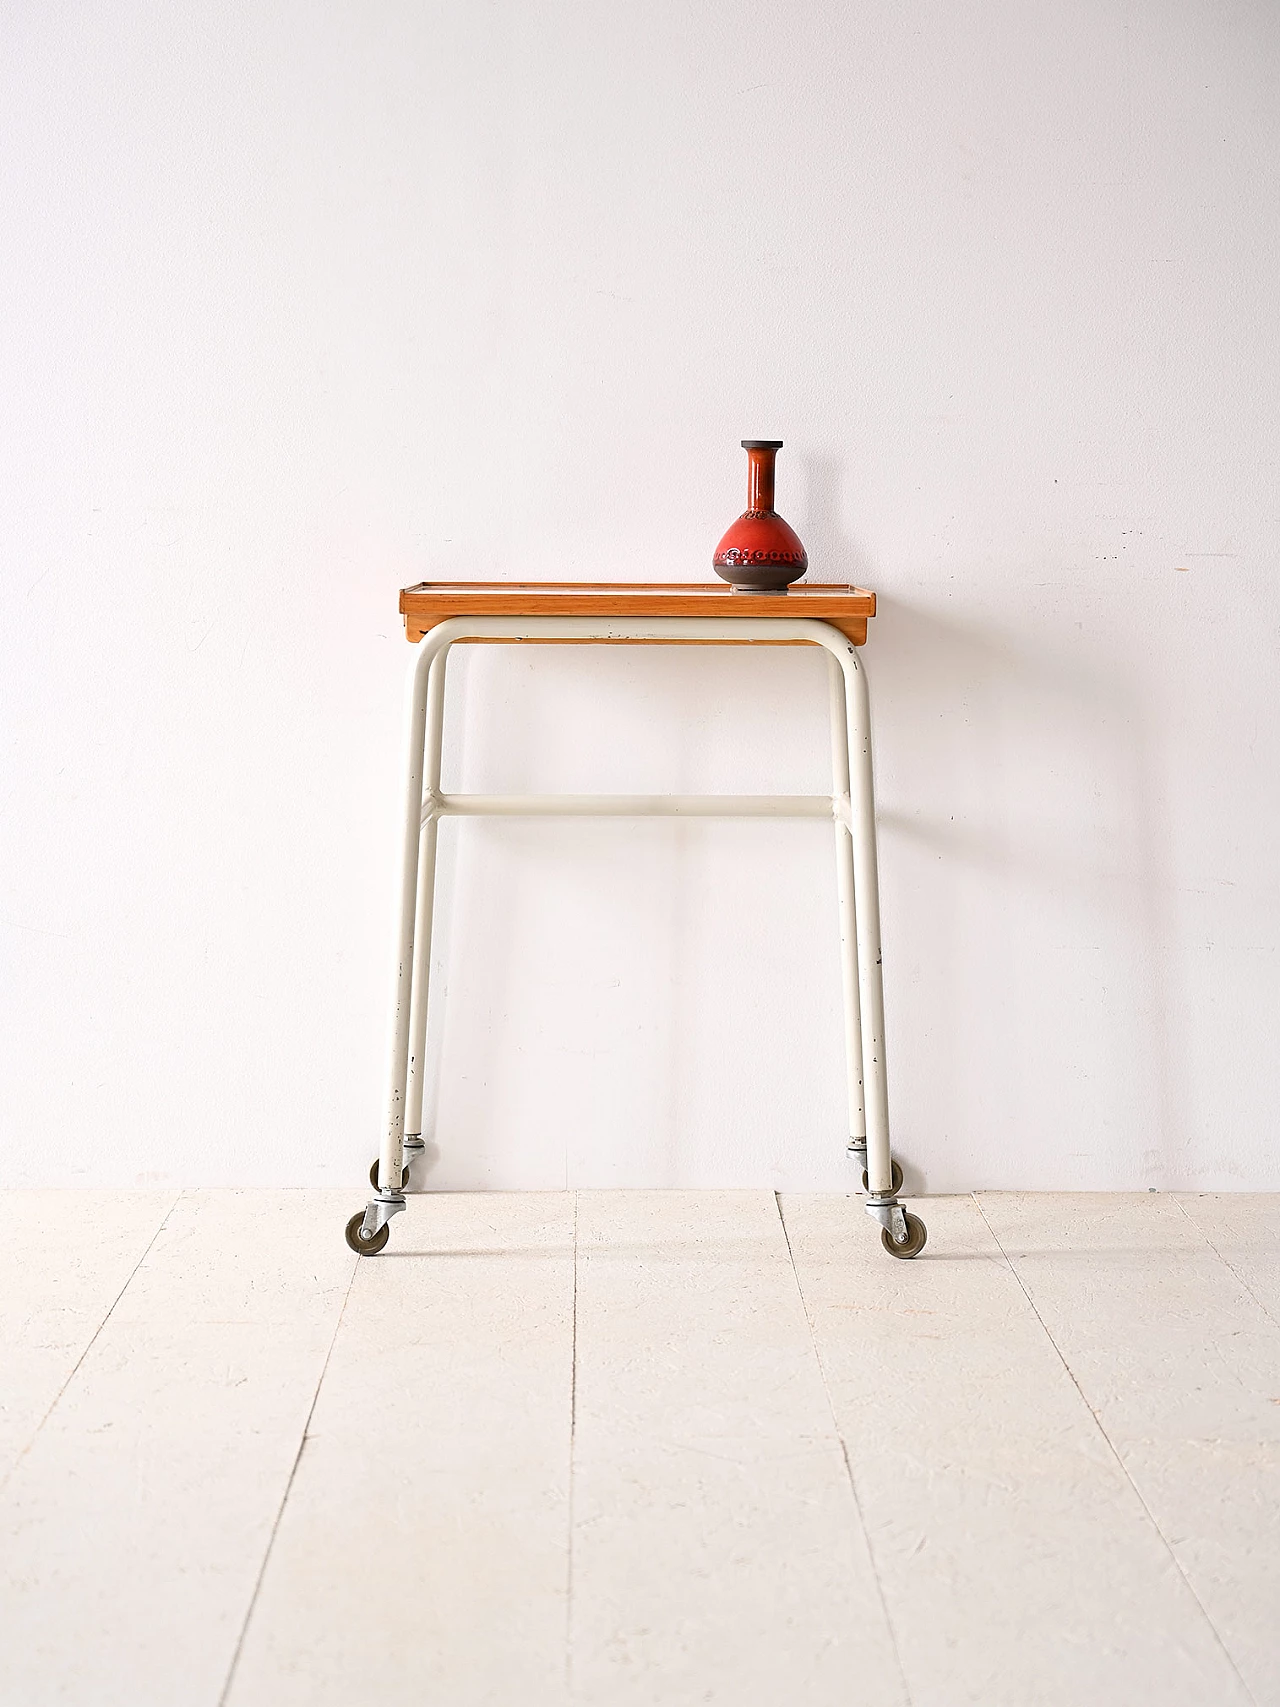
<box><xmin>369</xmin><ymin>1160</ymin><xmax>411</xmax><ymax>1191</ymax></box>
<box><xmin>882</xmin><ymin>1212</ymin><xmax>927</xmax><ymax>1260</ymax></box>
<box><xmin>862</xmin><ymin>1160</ymin><xmax>904</xmax><ymax>1195</ymax></box>
<box><xmin>346</xmin><ymin>1212</ymin><xmax>390</xmax><ymax>1256</ymax></box>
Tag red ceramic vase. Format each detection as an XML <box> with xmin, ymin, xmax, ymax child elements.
<box><xmin>713</xmin><ymin>440</ymin><xmax>808</xmax><ymax>593</ymax></box>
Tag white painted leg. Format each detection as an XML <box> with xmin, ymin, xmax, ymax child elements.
<box><xmin>836</xmin><ymin>643</ymin><xmax>922</xmax><ymax>1256</ymax></box>
<box><xmin>400</xmin><ymin>647</ymin><xmax>448</xmax><ymax>1181</ymax></box>
<box><xmin>839</xmin><ymin>648</ymin><xmax>890</xmax><ymax>1181</ymax></box>
<box><xmin>826</xmin><ymin>655</ymin><xmax>866</xmax><ymax>1165</ymax></box>
<box><xmin>347</xmin><ymin>636</ymin><xmax>445</xmax><ymax>1255</ymax></box>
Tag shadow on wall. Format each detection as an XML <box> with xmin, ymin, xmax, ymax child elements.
<box><xmin>802</xmin><ymin>454</ymin><xmax>1186</xmax><ymax>1191</ymax></box>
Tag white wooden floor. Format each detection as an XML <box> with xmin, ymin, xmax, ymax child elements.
<box><xmin>1</xmin><ymin>1192</ymin><xmax>1278</xmax><ymax>1707</ymax></box>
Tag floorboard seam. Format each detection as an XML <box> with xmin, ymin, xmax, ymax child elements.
<box><xmin>217</xmin><ymin>1248</ymin><xmax>360</xmax><ymax>1707</ymax></box>
<box><xmin>565</xmin><ymin>1191</ymin><xmax>580</xmax><ymax>1700</ymax></box>
<box><xmin>0</xmin><ymin>1187</ymin><xmax>181</xmax><ymax>1501</ymax></box>
<box><xmin>773</xmin><ymin>1192</ymin><xmax>914</xmax><ymax>1707</ymax></box>
<box><xmin>1172</xmin><ymin>1195</ymin><xmax>1280</xmax><ymax>1335</ymax></box>
<box><xmin>972</xmin><ymin>1193</ymin><xmax>1260</xmax><ymax>1707</ymax></box>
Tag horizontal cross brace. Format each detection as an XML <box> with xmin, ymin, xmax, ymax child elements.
<box><xmin>422</xmin><ymin>792</ymin><xmax>846</xmax><ymax>823</ymax></box>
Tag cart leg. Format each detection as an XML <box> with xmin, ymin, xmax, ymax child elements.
<box><xmin>368</xmin><ymin>647</ymin><xmax>447</xmax><ymax>1195</ymax></box>
<box><xmin>836</xmin><ymin>643</ymin><xmax>926</xmax><ymax>1259</ymax></box>
<box><xmin>827</xmin><ymin>655</ymin><xmax>868</xmax><ymax>1169</ymax></box>
<box><xmin>347</xmin><ymin>638</ymin><xmax>446</xmax><ymax>1256</ymax></box>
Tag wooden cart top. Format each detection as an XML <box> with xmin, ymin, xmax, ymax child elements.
<box><xmin>399</xmin><ymin>581</ymin><xmax>876</xmax><ymax>647</ymax></box>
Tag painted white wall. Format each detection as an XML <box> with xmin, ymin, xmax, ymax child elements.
<box><xmin>3</xmin><ymin>0</ymin><xmax>1278</xmax><ymax>1192</ymax></box>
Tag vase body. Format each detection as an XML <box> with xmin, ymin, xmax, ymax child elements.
<box><xmin>713</xmin><ymin>440</ymin><xmax>808</xmax><ymax>592</ymax></box>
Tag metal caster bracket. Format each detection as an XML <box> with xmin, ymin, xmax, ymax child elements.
<box><xmin>864</xmin><ymin>1197</ymin><xmax>909</xmax><ymax>1244</ymax></box>
<box><xmin>361</xmin><ymin>1191</ymin><xmax>407</xmax><ymax>1239</ymax></box>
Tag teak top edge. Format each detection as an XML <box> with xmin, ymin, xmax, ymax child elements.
<box><xmin>398</xmin><ymin>580</ymin><xmax>876</xmax><ymax>648</ymax></box>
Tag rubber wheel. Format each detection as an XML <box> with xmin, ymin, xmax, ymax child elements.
<box><xmin>862</xmin><ymin>1160</ymin><xmax>904</xmax><ymax>1194</ymax></box>
<box><xmin>346</xmin><ymin>1212</ymin><xmax>390</xmax><ymax>1256</ymax></box>
<box><xmin>881</xmin><ymin>1212</ymin><xmax>927</xmax><ymax>1260</ymax></box>
<box><xmin>370</xmin><ymin>1160</ymin><xmax>411</xmax><ymax>1191</ymax></box>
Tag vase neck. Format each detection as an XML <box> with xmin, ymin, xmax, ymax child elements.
<box><xmin>745</xmin><ymin>445</ymin><xmax>777</xmax><ymax>513</ymax></box>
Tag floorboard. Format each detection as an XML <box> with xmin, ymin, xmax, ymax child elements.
<box><xmin>0</xmin><ymin>1190</ymin><xmax>355</xmax><ymax>1707</ymax></box>
<box><xmin>781</xmin><ymin>1192</ymin><xmax>1251</xmax><ymax>1707</ymax></box>
<box><xmin>568</xmin><ymin>1190</ymin><xmax>905</xmax><ymax>1707</ymax></box>
<box><xmin>978</xmin><ymin>1190</ymin><xmax>1280</xmax><ymax>1705</ymax></box>
<box><xmin>224</xmin><ymin>1192</ymin><xmax>576</xmax><ymax>1707</ymax></box>
<box><xmin>0</xmin><ymin>1190</ymin><xmax>175</xmax><ymax>1487</ymax></box>
<box><xmin>5</xmin><ymin>1189</ymin><xmax>1280</xmax><ymax>1707</ymax></box>
<box><xmin>1178</xmin><ymin>1191</ymin><xmax>1280</xmax><ymax>1325</ymax></box>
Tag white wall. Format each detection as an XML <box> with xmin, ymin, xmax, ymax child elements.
<box><xmin>3</xmin><ymin>0</ymin><xmax>1278</xmax><ymax>1192</ymax></box>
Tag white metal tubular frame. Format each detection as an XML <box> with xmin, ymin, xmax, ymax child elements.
<box><xmin>356</xmin><ymin>612</ymin><xmax>917</xmax><ymax>1254</ymax></box>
